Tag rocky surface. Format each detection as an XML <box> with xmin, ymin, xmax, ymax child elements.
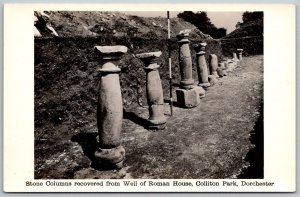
<box><xmin>44</xmin><ymin>11</ymin><xmax>212</xmax><ymax>40</ymax></box>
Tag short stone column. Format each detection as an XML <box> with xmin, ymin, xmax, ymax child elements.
<box><xmin>217</xmin><ymin>63</ymin><xmax>225</xmax><ymax>78</ymax></box>
<box><xmin>136</xmin><ymin>51</ymin><xmax>167</xmax><ymax>130</ymax></box>
<box><xmin>227</xmin><ymin>59</ymin><xmax>235</xmax><ymax>72</ymax></box>
<box><xmin>93</xmin><ymin>45</ymin><xmax>127</xmax><ymax>169</ymax></box>
<box><xmin>232</xmin><ymin>52</ymin><xmax>238</xmax><ymax>62</ymax></box>
<box><xmin>194</xmin><ymin>42</ymin><xmax>210</xmax><ymax>89</ymax></box>
<box><xmin>176</xmin><ymin>30</ymin><xmax>200</xmax><ymax>108</ymax></box>
<box><xmin>208</xmin><ymin>54</ymin><xmax>219</xmax><ymax>86</ymax></box>
<box><xmin>209</xmin><ymin>54</ymin><xmax>219</xmax><ymax>78</ymax></box>
<box><xmin>237</xmin><ymin>49</ymin><xmax>243</xmax><ymax>60</ymax></box>
<box><xmin>220</xmin><ymin>59</ymin><xmax>228</xmax><ymax>76</ymax></box>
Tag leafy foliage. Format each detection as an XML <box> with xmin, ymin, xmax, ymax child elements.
<box><xmin>242</xmin><ymin>12</ymin><xmax>263</xmax><ymax>24</ymax></box>
<box><xmin>177</xmin><ymin>11</ymin><xmax>227</xmax><ymax>38</ymax></box>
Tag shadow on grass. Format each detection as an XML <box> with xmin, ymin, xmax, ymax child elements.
<box><xmin>123</xmin><ymin>108</ymin><xmax>150</xmax><ymax>129</ymax></box>
<box><xmin>164</xmin><ymin>99</ymin><xmax>180</xmax><ymax>108</ymax></box>
<box><xmin>71</xmin><ymin>132</ymin><xmax>119</xmax><ymax>171</ymax></box>
<box><xmin>238</xmin><ymin>101</ymin><xmax>264</xmax><ymax>178</ymax></box>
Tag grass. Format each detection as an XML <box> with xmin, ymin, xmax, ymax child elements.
<box><xmin>35</xmin><ymin>55</ymin><xmax>263</xmax><ymax>179</ymax></box>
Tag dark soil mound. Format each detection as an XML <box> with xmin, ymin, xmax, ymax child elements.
<box><xmin>46</xmin><ymin>11</ymin><xmax>212</xmax><ymax>40</ymax></box>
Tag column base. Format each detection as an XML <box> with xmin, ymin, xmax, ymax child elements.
<box><xmin>217</xmin><ymin>67</ymin><xmax>224</xmax><ymax>78</ymax></box>
<box><xmin>195</xmin><ymin>85</ymin><xmax>206</xmax><ymax>98</ymax></box>
<box><xmin>176</xmin><ymin>87</ymin><xmax>200</xmax><ymax>108</ymax></box>
<box><xmin>227</xmin><ymin>62</ymin><xmax>234</xmax><ymax>72</ymax></box>
<box><xmin>198</xmin><ymin>82</ymin><xmax>210</xmax><ymax>89</ymax></box>
<box><xmin>180</xmin><ymin>79</ymin><xmax>195</xmax><ymax>89</ymax></box>
<box><xmin>212</xmin><ymin>71</ymin><xmax>219</xmax><ymax>79</ymax></box>
<box><xmin>94</xmin><ymin>145</ymin><xmax>125</xmax><ymax>170</ymax></box>
<box><xmin>223</xmin><ymin>70</ymin><xmax>228</xmax><ymax>76</ymax></box>
<box><xmin>208</xmin><ymin>75</ymin><xmax>218</xmax><ymax>86</ymax></box>
<box><xmin>148</xmin><ymin>116</ymin><xmax>167</xmax><ymax>130</ymax></box>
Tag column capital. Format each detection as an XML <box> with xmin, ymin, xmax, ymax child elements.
<box><xmin>94</xmin><ymin>45</ymin><xmax>127</xmax><ymax>73</ymax></box>
<box><xmin>193</xmin><ymin>42</ymin><xmax>207</xmax><ymax>55</ymax></box>
<box><xmin>94</xmin><ymin>45</ymin><xmax>127</xmax><ymax>60</ymax></box>
<box><xmin>236</xmin><ymin>48</ymin><xmax>243</xmax><ymax>53</ymax></box>
<box><xmin>177</xmin><ymin>29</ymin><xmax>191</xmax><ymax>44</ymax></box>
<box><xmin>136</xmin><ymin>51</ymin><xmax>162</xmax><ymax>70</ymax></box>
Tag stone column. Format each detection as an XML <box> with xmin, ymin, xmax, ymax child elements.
<box><xmin>208</xmin><ymin>54</ymin><xmax>219</xmax><ymax>86</ymax></box>
<box><xmin>232</xmin><ymin>52</ymin><xmax>238</xmax><ymax>62</ymax></box>
<box><xmin>220</xmin><ymin>59</ymin><xmax>228</xmax><ymax>76</ymax></box>
<box><xmin>176</xmin><ymin>30</ymin><xmax>200</xmax><ymax>108</ymax></box>
<box><xmin>237</xmin><ymin>49</ymin><xmax>243</xmax><ymax>60</ymax></box>
<box><xmin>93</xmin><ymin>45</ymin><xmax>127</xmax><ymax>169</ymax></box>
<box><xmin>209</xmin><ymin>54</ymin><xmax>219</xmax><ymax>78</ymax></box>
<box><xmin>136</xmin><ymin>51</ymin><xmax>167</xmax><ymax>130</ymax></box>
<box><xmin>177</xmin><ymin>30</ymin><xmax>194</xmax><ymax>89</ymax></box>
<box><xmin>194</xmin><ymin>42</ymin><xmax>210</xmax><ymax>89</ymax></box>
<box><xmin>227</xmin><ymin>59</ymin><xmax>235</xmax><ymax>72</ymax></box>
<box><xmin>217</xmin><ymin>63</ymin><xmax>225</xmax><ymax>78</ymax></box>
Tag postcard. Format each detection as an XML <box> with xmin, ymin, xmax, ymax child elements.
<box><xmin>3</xmin><ymin>3</ymin><xmax>296</xmax><ymax>192</ymax></box>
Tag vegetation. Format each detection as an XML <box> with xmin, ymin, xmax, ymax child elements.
<box><xmin>177</xmin><ymin>11</ymin><xmax>227</xmax><ymax>39</ymax></box>
<box><xmin>221</xmin><ymin>11</ymin><xmax>263</xmax><ymax>56</ymax></box>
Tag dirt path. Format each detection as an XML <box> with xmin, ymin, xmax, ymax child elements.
<box><xmin>35</xmin><ymin>55</ymin><xmax>263</xmax><ymax>179</ymax></box>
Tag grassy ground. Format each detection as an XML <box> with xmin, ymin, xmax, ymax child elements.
<box><xmin>35</xmin><ymin>55</ymin><xmax>263</xmax><ymax>179</ymax></box>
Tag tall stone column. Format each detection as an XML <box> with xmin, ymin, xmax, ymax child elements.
<box><xmin>194</xmin><ymin>42</ymin><xmax>210</xmax><ymax>89</ymax></box>
<box><xmin>176</xmin><ymin>30</ymin><xmax>200</xmax><ymax>108</ymax></box>
<box><xmin>237</xmin><ymin>49</ymin><xmax>243</xmax><ymax>60</ymax></box>
<box><xmin>177</xmin><ymin>30</ymin><xmax>194</xmax><ymax>89</ymax></box>
<box><xmin>136</xmin><ymin>51</ymin><xmax>167</xmax><ymax>130</ymax></box>
<box><xmin>93</xmin><ymin>45</ymin><xmax>127</xmax><ymax>169</ymax></box>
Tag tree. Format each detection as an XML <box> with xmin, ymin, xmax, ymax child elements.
<box><xmin>177</xmin><ymin>11</ymin><xmax>227</xmax><ymax>38</ymax></box>
<box><xmin>242</xmin><ymin>12</ymin><xmax>263</xmax><ymax>23</ymax></box>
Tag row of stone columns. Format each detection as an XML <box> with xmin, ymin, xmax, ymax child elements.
<box><xmin>92</xmin><ymin>33</ymin><xmax>243</xmax><ymax>169</ymax></box>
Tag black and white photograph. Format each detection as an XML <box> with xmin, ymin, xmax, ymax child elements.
<box><xmin>3</xmin><ymin>3</ymin><xmax>295</xmax><ymax>192</ymax></box>
<box><xmin>34</xmin><ymin>10</ymin><xmax>264</xmax><ymax>179</ymax></box>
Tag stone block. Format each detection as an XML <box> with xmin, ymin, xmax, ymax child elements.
<box><xmin>176</xmin><ymin>88</ymin><xmax>200</xmax><ymax>108</ymax></box>
<box><xmin>195</xmin><ymin>85</ymin><xmax>206</xmax><ymax>99</ymax></box>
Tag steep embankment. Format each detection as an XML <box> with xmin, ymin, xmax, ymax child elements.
<box><xmin>45</xmin><ymin>11</ymin><xmax>212</xmax><ymax>40</ymax></box>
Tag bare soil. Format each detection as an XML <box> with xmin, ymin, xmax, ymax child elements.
<box><xmin>35</xmin><ymin>55</ymin><xmax>263</xmax><ymax>179</ymax></box>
